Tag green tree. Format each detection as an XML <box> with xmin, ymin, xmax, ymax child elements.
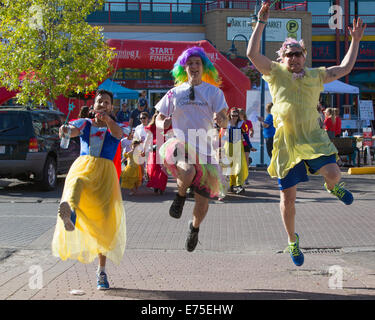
<box><xmin>0</xmin><ymin>0</ymin><xmax>115</xmax><ymax>107</ymax></box>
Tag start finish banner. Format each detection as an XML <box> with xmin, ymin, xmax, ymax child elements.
<box><xmin>109</xmin><ymin>39</ymin><xmax>222</xmax><ymax>69</ymax></box>
<box><xmin>226</xmin><ymin>17</ymin><xmax>302</xmax><ymax>42</ymax></box>
<box><xmin>107</xmin><ymin>39</ymin><xmax>251</xmax><ymax>109</ymax></box>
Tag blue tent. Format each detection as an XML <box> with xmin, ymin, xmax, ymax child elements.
<box><xmin>98</xmin><ymin>79</ymin><xmax>139</xmax><ymax>99</ymax></box>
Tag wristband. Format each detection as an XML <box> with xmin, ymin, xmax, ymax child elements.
<box><xmin>258</xmin><ymin>20</ymin><xmax>267</xmax><ymax>24</ymax></box>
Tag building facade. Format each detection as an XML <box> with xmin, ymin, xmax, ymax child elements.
<box><xmin>86</xmin><ymin>0</ymin><xmax>375</xmax><ymax>112</ymax></box>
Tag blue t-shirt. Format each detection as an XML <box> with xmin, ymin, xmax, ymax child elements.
<box><xmin>116</xmin><ymin>110</ymin><xmax>130</xmax><ymax>123</ymax></box>
<box><xmin>263</xmin><ymin>114</ymin><xmax>275</xmax><ymax>138</ymax></box>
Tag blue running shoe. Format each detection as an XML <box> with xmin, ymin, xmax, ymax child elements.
<box><xmin>286</xmin><ymin>233</ymin><xmax>304</xmax><ymax>267</ymax></box>
<box><xmin>324</xmin><ymin>182</ymin><xmax>354</xmax><ymax>205</ymax></box>
<box><xmin>97</xmin><ymin>272</ymin><xmax>110</xmax><ymax>290</ymax></box>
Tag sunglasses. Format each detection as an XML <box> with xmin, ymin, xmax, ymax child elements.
<box><xmin>140</xmin><ymin>117</ymin><xmax>147</xmax><ymax>120</ymax></box>
<box><xmin>189</xmin><ymin>85</ymin><xmax>195</xmax><ymax>101</ymax></box>
<box><xmin>285</xmin><ymin>51</ymin><xmax>304</xmax><ymax>58</ymax></box>
<box><xmin>231</xmin><ymin>114</ymin><xmax>239</xmax><ymax>117</ymax></box>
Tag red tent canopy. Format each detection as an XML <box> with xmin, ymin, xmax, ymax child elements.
<box><xmin>107</xmin><ymin>39</ymin><xmax>250</xmax><ymax>109</ymax></box>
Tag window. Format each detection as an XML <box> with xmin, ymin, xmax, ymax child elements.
<box><xmin>0</xmin><ymin>112</ymin><xmax>27</xmax><ymax>136</ymax></box>
<box><xmin>105</xmin><ymin>1</ymin><xmax>126</xmax><ymax>11</ymax></box>
<box><xmin>31</xmin><ymin>113</ymin><xmax>60</xmax><ymax>137</ymax></box>
<box><xmin>115</xmin><ymin>68</ymin><xmax>173</xmax><ymax>80</ymax></box>
<box><xmin>308</xmin><ymin>1</ymin><xmax>333</xmax><ymax>15</ymax></box>
<box><xmin>103</xmin><ymin>0</ymin><xmax>192</xmax><ymax>13</ymax></box>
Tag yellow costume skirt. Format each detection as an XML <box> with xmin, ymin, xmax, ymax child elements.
<box><xmin>51</xmin><ymin>155</ymin><xmax>126</xmax><ymax>265</ymax></box>
<box><xmin>120</xmin><ymin>164</ymin><xmax>142</xmax><ymax>190</ymax></box>
<box><xmin>224</xmin><ymin>141</ymin><xmax>249</xmax><ymax>187</ymax></box>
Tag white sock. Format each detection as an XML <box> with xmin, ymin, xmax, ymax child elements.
<box><xmin>97</xmin><ymin>266</ymin><xmax>105</xmax><ymax>275</ymax></box>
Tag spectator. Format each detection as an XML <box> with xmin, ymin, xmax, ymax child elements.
<box><xmin>258</xmin><ymin>102</ymin><xmax>276</xmax><ymax>158</ymax></box>
<box><xmin>239</xmin><ymin>108</ymin><xmax>256</xmax><ymax>185</ymax></box>
<box><xmin>324</xmin><ymin>108</ymin><xmax>336</xmax><ymax>139</ymax></box>
<box><xmin>334</xmin><ymin>108</ymin><xmax>342</xmax><ymax>137</ymax></box>
<box><xmin>129</xmin><ymin>98</ymin><xmax>149</xmax><ymax>129</ymax></box>
<box><xmin>116</xmin><ymin>102</ymin><xmax>131</xmax><ymax>123</ymax></box>
<box><xmin>133</xmin><ymin>112</ymin><xmax>149</xmax><ymax>143</ymax></box>
<box><xmin>143</xmin><ymin>111</ymin><xmax>169</xmax><ymax>195</ymax></box>
<box><xmin>317</xmin><ymin>103</ymin><xmax>325</xmax><ymax>129</ymax></box>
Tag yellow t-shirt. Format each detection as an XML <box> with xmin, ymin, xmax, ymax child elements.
<box><xmin>263</xmin><ymin>62</ymin><xmax>338</xmax><ymax>179</ymax></box>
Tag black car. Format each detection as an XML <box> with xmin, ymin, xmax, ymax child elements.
<box><xmin>0</xmin><ymin>106</ymin><xmax>80</xmax><ymax>190</ymax></box>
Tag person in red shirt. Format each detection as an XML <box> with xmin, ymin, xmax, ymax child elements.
<box><xmin>324</xmin><ymin>108</ymin><xmax>336</xmax><ymax>139</ymax></box>
<box><xmin>334</xmin><ymin>108</ymin><xmax>342</xmax><ymax>137</ymax></box>
<box><xmin>143</xmin><ymin>112</ymin><xmax>171</xmax><ymax>194</ymax></box>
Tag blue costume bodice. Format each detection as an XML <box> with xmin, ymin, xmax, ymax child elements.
<box><xmin>70</xmin><ymin>118</ymin><xmax>121</xmax><ymax>161</ymax></box>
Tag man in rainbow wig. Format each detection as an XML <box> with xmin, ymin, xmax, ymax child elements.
<box><xmin>155</xmin><ymin>46</ymin><xmax>229</xmax><ymax>252</ymax></box>
<box><xmin>247</xmin><ymin>2</ymin><xmax>366</xmax><ymax>267</ymax></box>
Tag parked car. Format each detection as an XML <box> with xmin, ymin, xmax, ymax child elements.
<box><xmin>0</xmin><ymin>106</ymin><xmax>80</xmax><ymax>190</ymax></box>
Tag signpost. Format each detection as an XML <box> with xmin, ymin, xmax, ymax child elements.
<box><xmin>227</xmin><ymin>17</ymin><xmax>302</xmax><ymax>42</ymax></box>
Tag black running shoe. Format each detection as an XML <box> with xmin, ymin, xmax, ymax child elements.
<box><xmin>169</xmin><ymin>193</ymin><xmax>186</xmax><ymax>218</ymax></box>
<box><xmin>235</xmin><ymin>186</ymin><xmax>245</xmax><ymax>195</ymax></box>
<box><xmin>185</xmin><ymin>220</ymin><xmax>199</xmax><ymax>252</ymax></box>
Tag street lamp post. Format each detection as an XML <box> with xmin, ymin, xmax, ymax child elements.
<box><xmin>227</xmin><ymin>34</ymin><xmax>249</xmax><ymax>60</ymax></box>
<box><xmin>250</xmin><ymin>1</ymin><xmax>267</xmax><ymax>167</ymax></box>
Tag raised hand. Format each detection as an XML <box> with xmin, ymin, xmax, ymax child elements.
<box><xmin>258</xmin><ymin>1</ymin><xmax>270</xmax><ymax>22</ymax></box>
<box><xmin>348</xmin><ymin>17</ymin><xmax>366</xmax><ymax>42</ymax></box>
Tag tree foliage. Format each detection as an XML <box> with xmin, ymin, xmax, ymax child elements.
<box><xmin>0</xmin><ymin>0</ymin><xmax>115</xmax><ymax>106</ymax></box>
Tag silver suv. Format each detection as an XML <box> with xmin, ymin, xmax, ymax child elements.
<box><xmin>0</xmin><ymin>106</ymin><xmax>80</xmax><ymax>190</ymax></box>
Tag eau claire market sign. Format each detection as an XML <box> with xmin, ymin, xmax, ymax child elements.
<box><xmin>227</xmin><ymin>17</ymin><xmax>302</xmax><ymax>42</ymax></box>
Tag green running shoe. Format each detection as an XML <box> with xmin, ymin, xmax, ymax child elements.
<box><xmin>324</xmin><ymin>182</ymin><xmax>353</xmax><ymax>205</ymax></box>
<box><xmin>285</xmin><ymin>233</ymin><xmax>304</xmax><ymax>267</ymax></box>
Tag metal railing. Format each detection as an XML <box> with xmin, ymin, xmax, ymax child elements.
<box><xmin>87</xmin><ymin>1</ymin><xmax>308</xmax><ymax>24</ymax></box>
<box><xmin>87</xmin><ymin>1</ymin><xmax>375</xmax><ymax>28</ymax></box>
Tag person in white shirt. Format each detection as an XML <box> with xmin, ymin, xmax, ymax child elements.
<box><xmin>133</xmin><ymin>112</ymin><xmax>149</xmax><ymax>143</ymax></box>
<box><xmin>133</xmin><ymin>112</ymin><xmax>149</xmax><ymax>180</ymax></box>
<box><xmin>155</xmin><ymin>46</ymin><xmax>229</xmax><ymax>252</ymax></box>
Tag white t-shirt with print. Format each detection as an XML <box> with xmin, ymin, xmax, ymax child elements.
<box><xmin>133</xmin><ymin>123</ymin><xmax>147</xmax><ymax>143</ymax></box>
<box><xmin>155</xmin><ymin>81</ymin><xmax>228</xmax><ymax>156</ymax></box>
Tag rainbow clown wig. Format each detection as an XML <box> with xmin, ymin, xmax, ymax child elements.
<box><xmin>171</xmin><ymin>46</ymin><xmax>222</xmax><ymax>87</ymax></box>
<box><xmin>276</xmin><ymin>38</ymin><xmax>307</xmax><ymax>62</ymax></box>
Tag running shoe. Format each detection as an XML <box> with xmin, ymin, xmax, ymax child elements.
<box><xmin>169</xmin><ymin>193</ymin><xmax>186</xmax><ymax>218</ymax></box>
<box><xmin>286</xmin><ymin>233</ymin><xmax>304</xmax><ymax>267</ymax></box>
<box><xmin>96</xmin><ymin>272</ymin><xmax>110</xmax><ymax>290</ymax></box>
<box><xmin>185</xmin><ymin>220</ymin><xmax>199</xmax><ymax>252</ymax></box>
<box><xmin>235</xmin><ymin>186</ymin><xmax>245</xmax><ymax>195</ymax></box>
<box><xmin>324</xmin><ymin>182</ymin><xmax>353</xmax><ymax>205</ymax></box>
<box><xmin>58</xmin><ymin>201</ymin><xmax>76</xmax><ymax>232</ymax></box>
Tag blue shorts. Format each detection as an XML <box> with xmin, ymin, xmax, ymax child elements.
<box><xmin>278</xmin><ymin>154</ymin><xmax>337</xmax><ymax>190</ymax></box>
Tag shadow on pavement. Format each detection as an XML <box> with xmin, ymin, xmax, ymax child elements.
<box><xmin>106</xmin><ymin>287</ymin><xmax>375</xmax><ymax>300</ymax></box>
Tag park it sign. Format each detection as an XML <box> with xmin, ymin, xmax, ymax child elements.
<box><xmin>227</xmin><ymin>17</ymin><xmax>302</xmax><ymax>42</ymax></box>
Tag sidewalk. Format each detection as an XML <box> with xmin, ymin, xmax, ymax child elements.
<box><xmin>1</xmin><ymin>169</ymin><xmax>375</xmax><ymax>300</ymax></box>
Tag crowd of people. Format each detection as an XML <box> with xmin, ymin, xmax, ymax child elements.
<box><xmin>52</xmin><ymin>2</ymin><xmax>365</xmax><ymax>291</ymax></box>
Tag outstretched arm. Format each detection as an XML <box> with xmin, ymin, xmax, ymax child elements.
<box><xmin>246</xmin><ymin>2</ymin><xmax>273</xmax><ymax>76</ymax></box>
<box><xmin>324</xmin><ymin>18</ymin><xmax>366</xmax><ymax>83</ymax></box>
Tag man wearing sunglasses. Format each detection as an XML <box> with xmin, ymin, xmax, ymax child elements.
<box><xmin>133</xmin><ymin>112</ymin><xmax>149</xmax><ymax>143</ymax></box>
<box><xmin>155</xmin><ymin>47</ymin><xmax>229</xmax><ymax>253</ymax></box>
<box><xmin>247</xmin><ymin>2</ymin><xmax>366</xmax><ymax>267</ymax></box>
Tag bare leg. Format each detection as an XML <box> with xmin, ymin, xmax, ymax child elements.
<box><xmin>192</xmin><ymin>192</ymin><xmax>210</xmax><ymax>228</ymax></box>
<box><xmin>318</xmin><ymin>163</ymin><xmax>341</xmax><ymax>190</ymax></box>
<box><xmin>176</xmin><ymin>161</ymin><xmax>196</xmax><ymax>196</ymax></box>
<box><xmin>98</xmin><ymin>253</ymin><xmax>106</xmax><ymax>269</ymax></box>
<box><xmin>280</xmin><ymin>185</ymin><xmax>297</xmax><ymax>243</ymax></box>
